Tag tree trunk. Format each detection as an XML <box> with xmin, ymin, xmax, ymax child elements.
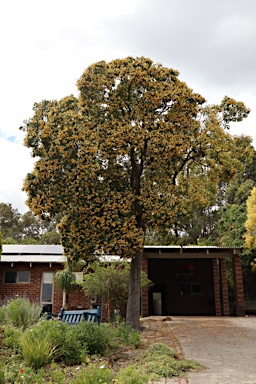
<box><xmin>62</xmin><ymin>290</ymin><xmax>66</xmax><ymax>308</ymax></box>
<box><xmin>126</xmin><ymin>249</ymin><xmax>143</xmax><ymax>330</ymax></box>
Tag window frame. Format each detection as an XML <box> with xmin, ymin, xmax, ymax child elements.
<box><xmin>180</xmin><ymin>283</ymin><xmax>202</xmax><ymax>296</ymax></box>
<box><xmin>4</xmin><ymin>271</ymin><xmax>30</xmax><ymax>284</ymax></box>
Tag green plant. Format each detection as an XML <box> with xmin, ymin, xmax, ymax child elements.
<box><xmin>21</xmin><ymin>328</ymin><xmax>56</xmax><ymax>370</ymax></box>
<box><xmin>5</xmin><ymin>298</ymin><xmax>41</xmax><ymax>330</ymax></box>
<box><xmin>0</xmin><ymin>307</ymin><xmax>6</xmax><ymax>325</ymax></box>
<box><xmin>0</xmin><ymin>367</ymin><xmax>4</xmax><ymax>384</ymax></box>
<box><xmin>81</xmin><ymin>261</ymin><xmax>151</xmax><ymax>321</ymax></box>
<box><xmin>75</xmin><ymin>321</ymin><xmax>109</xmax><ymax>355</ymax></box>
<box><xmin>150</xmin><ymin>342</ymin><xmax>177</xmax><ymax>358</ymax></box>
<box><xmin>3</xmin><ymin>326</ymin><xmax>22</xmax><ymax>350</ymax></box>
<box><xmin>28</xmin><ymin>320</ymin><xmax>88</xmax><ymax>365</ymax></box>
<box><xmin>143</xmin><ymin>342</ymin><xmax>202</xmax><ymax>379</ymax></box>
<box><xmin>76</xmin><ymin>362</ymin><xmax>114</xmax><ymax>384</ymax></box>
<box><xmin>108</xmin><ymin>322</ymin><xmax>141</xmax><ymax>349</ymax></box>
<box><xmin>54</xmin><ymin>268</ymin><xmax>77</xmax><ymax>308</ymax></box>
<box><xmin>117</xmin><ymin>366</ymin><xmax>148</xmax><ymax>384</ymax></box>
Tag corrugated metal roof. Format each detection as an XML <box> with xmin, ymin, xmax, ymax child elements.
<box><xmin>0</xmin><ymin>244</ymin><xmax>242</xmax><ymax>263</ymax></box>
<box><xmin>2</xmin><ymin>244</ymin><xmax>63</xmax><ymax>255</ymax></box>
<box><xmin>1</xmin><ymin>244</ymin><xmax>65</xmax><ymax>263</ymax></box>
<box><xmin>144</xmin><ymin>246</ymin><xmax>238</xmax><ymax>249</ymax></box>
<box><xmin>1</xmin><ymin>255</ymin><xmax>67</xmax><ymax>263</ymax></box>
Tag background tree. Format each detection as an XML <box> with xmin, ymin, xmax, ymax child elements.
<box><xmin>22</xmin><ymin>57</ymin><xmax>250</xmax><ymax>329</ymax></box>
<box><xmin>81</xmin><ymin>260</ymin><xmax>151</xmax><ymax>321</ymax></box>
<box><xmin>40</xmin><ymin>230</ymin><xmax>60</xmax><ymax>244</ymax></box>
<box><xmin>0</xmin><ymin>203</ymin><xmax>21</xmax><ymax>241</ymax></box>
<box><xmin>0</xmin><ymin>202</ymin><xmax>60</xmax><ymax>244</ymax></box>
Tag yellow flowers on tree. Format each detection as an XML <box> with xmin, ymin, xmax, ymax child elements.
<box><xmin>21</xmin><ymin>57</ymin><xmax>250</xmax><ymax>329</ymax></box>
<box><xmin>245</xmin><ymin>186</ymin><xmax>256</xmax><ymax>249</ymax></box>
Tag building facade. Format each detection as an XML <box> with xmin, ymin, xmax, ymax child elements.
<box><xmin>0</xmin><ymin>244</ymin><xmax>245</xmax><ymax>316</ymax></box>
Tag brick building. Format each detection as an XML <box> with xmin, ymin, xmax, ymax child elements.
<box><xmin>0</xmin><ymin>245</ymin><xmax>88</xmax><ymax>314</ymax></box>
<box><xmin>142</xmin><ymin>246</ymin><xmax>245</xmax><ymax>317</ymax></box>
<box><xmin>0</xmin><ymin>244</ymin><xmax>245</xmax><ymax>316</ymax></box>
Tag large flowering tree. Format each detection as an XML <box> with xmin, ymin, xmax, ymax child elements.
<box><xmin>22</xmin><ymin>57</ymin><xmax>249</xmax><ymax>329</ymax></box>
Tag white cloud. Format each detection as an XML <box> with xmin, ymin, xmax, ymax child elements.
<box><xmin>0</xmin><ymin>137</ymin><xmax>34</xmax><ymax>213</ymax></box>
<box><xmin>0</xmin><ymin>0</ymin><xmax>255</xmax><ymax>213</ymax></box>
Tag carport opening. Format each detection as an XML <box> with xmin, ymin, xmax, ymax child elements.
<box><xmin>148</xmin><ymin>258</ymin><xmax>215</xmax><ymax>316</ymax></box>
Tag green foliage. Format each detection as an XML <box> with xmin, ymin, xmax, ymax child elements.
<box><xmin>108</xmin><ymin>321</ymin><xmax>141</xmax><ymax>349</ymax></box>
<box><xmin>0</xmin><ymin>307</ymin><xmax>6</xmax><ymax>324</ymax></box>
<box><xmin>3</xmin><ymin>326</ymin><xmax>22</xmax><ymax>350</ymax></box>
<box><xmin>0</xmin><ymin>369</ymin><xmax>4</xmax><ymax>384</ymax></box>
<box><xmin>0</xmin><ymin>201</ymin><xmax>60</xmax><ymax>244</ymax></box>
<box><xmin>0</xmin><ymin>319</ymin><xmax>201</xmax><ymax>383</ymax></box>
<box><xmin>74</xmin><ymin>322</ymin><xmax>109</xmax><ymax>355</ymax></box>
<box><xmin>22</xmin><ymin>57</ymin><xmax>250</xmax><ymax>328</ymax></box>
<box><xmin>21</xmin><ymin>328</ymin><xmax>56</xmax><ymax>370</ymax></box>
<box><xmin>76</xmin><ymin>362</ymin><xmax>114</xmax><ymax>384</ymax></box>
<box><xmin>54</xmin><ymin>268</ymin><xmax>76</xmax><ymax>293</ymax></box>
<box><xmin>40</xmin><ymin>230</ymin><xmax>60</xmax><ymax>244</ymax></box>
<box><xmin>0</xmin><ymin>202</ymin><xmax>21</xmax><ymax>240</ymax></box>
<box><xmin>81</xmin><ymin>260</ymin><xmax>151</xmax><ymax>320</ymax></box>
<box><xmin>117</xmin><ymin>366</ymin><xmax>148</xmax><ymax>384</ymax></box>
<box><xmin>4</xmin><ymin>298</ymin><xmax>41</xmax><ymax>331</ymax></box>
<box><xmin>2</xmin><ymin>236</ymin><xmax>18</xmax><ymax>244</ymax></box>
<box><xmin>143</xmin><ymin>342</ymin><xmax>202</xmax><ymax>379</ymax></box>
<box><xmin>22</xmin><ymin>57</ymin><xmax>249</xmax><ymax>259</ymax></box>
<box><xmin>150</xmin><ymin>342</ymin><xmax>177</xmax><ymax>358</ymax></box>
<box><xmin>30</xmin><ymin>320</ymin><xmax>87</xmax><ymax>365</ymax></box>
<box><xmin>245</xmin><ymin>186</ymin><xmax>256</xmax><ymax>250</ymax></box>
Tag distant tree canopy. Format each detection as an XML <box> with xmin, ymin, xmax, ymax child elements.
<box><xmin>22</xmin><ymin>56</ymin><xmax>250</xmax><ymax>328</ymax></box>
<box><xmin>0</xmin><ymin>202</ymin><xmax>60</xmax><ymax>244</ymax></box>
<box><xmin>146</xmin><ymin>135</ymin><xmax>255</xmax><ymax>248</ymax></box>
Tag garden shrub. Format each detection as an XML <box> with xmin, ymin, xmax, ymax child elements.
<box><xmin>0</xmin><ymin>307</ymin><xmax>6</xmax><ymax>325</ymax></box>
<box><xmin>28</xmin><ymin>320</ymin><xmax>88</xmax><ymax>365</ymax></box>
<box><xmin>5</xmin><ymin>298</ymin><xmax>41</xmax><ymax>331</ymax></box>
<box><xmin>74</xmin><ymin>321</ymin><xmax>109</xmax><ymax>355</ymax></box>
<box><xmin>106</xmin><ymin>321</ymin><xmax>141</xmax><ymax>350</ymax></box>
<box><xmin>3</xmin><ymin>326</ymin><xmax>22</xmax><ymax>350</ymax></box>
<box><xmin>21</xmin><ymin>328</ymin><xmax>56</xmax><ymax>370</ymax></box>
<box><xmin>0</xmin><ymin>367</ymin><xmax>4</xmax><ymax>384</ymax></box>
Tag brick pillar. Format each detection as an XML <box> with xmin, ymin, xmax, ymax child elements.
<box><xmin>233</xmin><ymin>255</ymin><xmax>245</xmax><ymax>316</ymax></box>
<box><xmin>220</xmin><ymin>258</ymin><xmax>230</xmax><ymax>316</ymax></box>
<box><xmin>141</xmin><ymin>255</ymin><xmax>149</xmax><ymax>317</ymax></box>
<box><xmin>212</xmin><ymin>259</ymin><xmax>221</xmax><ymax>316</ymax></box>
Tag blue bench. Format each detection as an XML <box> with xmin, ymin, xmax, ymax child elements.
<box><xmin>59</xmin><ymin>307</ymin><xmax>101</xmax><ymax>325</ymax></box>
<box><xmin>46</xmin><ymin>306</ymin><xmax>101</xmax><ymax>325</ymax></box>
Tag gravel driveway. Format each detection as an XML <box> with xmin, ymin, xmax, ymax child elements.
<box><xmin>168</xmin><ymin>316</ymin><xmax>256</xmax><ymax>384</ymax></box>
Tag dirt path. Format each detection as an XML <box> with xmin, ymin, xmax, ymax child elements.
<box><xmin>140</xmin><ymin>317</ymin><xmax>190</xmax><ymax>384</ymax></box>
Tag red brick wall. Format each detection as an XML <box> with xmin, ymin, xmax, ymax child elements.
<box><xmin>0</xmin><ymin>262</ymin><xmax>90</xmax><ymax>314</ymax></box>
<box><xmin>233</xmin><ymin>255</ymin><xmax>245</xmax><ymax>316</ymax></box>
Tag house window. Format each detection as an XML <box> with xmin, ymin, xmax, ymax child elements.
<box><xmin>180</xmin><ymin>284</ymin><xmax>202</xmax><ymax>295</ymax></box>
<box><xmin>4</xmin><ymin>271</ymin><xmax>30</xmax><ymax>284</ymax></box>
<box><xmin>41</xmin><ymin>272</ymin><xmax>54</xmax><ymax>307</ymax></box>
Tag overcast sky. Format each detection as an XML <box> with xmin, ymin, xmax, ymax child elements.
<box><xmin>1</xmin><ymin>0</ymin><xmax>256</xmax><ymax>213</ymax></box>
